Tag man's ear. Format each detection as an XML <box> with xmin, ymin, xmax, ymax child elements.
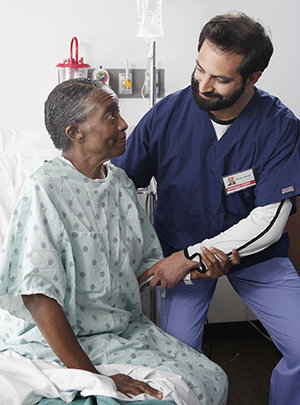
<box><xmin>65</xmin><ymin>125</ymin><xmax>83</xmax><ymax>144</ymax></box>
<box><xmin>245</xmin><ymin>71</ymin><xmax>262</xmax><ymax>90</ymax></box>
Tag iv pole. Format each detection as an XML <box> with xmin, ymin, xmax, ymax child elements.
<box><xmin>136</xmin><ymin>0</ymin><xmax>163</xmax><ymax>324</ymax></box>
<box><xmin>149</xmin><ymin>40</ymin><xmax>157</xmax><ymax>108</ymax></box>
<box><xmin>148</xmin><ymin>38</ymin><xmax>157</xmax><ymax>324</ymax></box>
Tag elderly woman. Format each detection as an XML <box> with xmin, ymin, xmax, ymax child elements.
<box><xmin>0</xmin><ymin>79</ymin><xmax>228</xmax><ymax>405</ymax></box>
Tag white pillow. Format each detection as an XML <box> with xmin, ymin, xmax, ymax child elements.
<box><xmin>0</xmin><ymin>150</ymin><xmax>60</xmax><ymax>246</ymax></box>
<box><xmin>0</xmin><ymin>128</ymin><xmax>55</xmax><ymax>152</ymax></box>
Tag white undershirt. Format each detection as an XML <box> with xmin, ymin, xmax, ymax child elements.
<box><xmin>187</xmin><ymin>199</ymin><xmax>292</xmax><ymax>261</ymax></box>
<box><xmin>210</xmin><ymin>120</ymin><xmax>231</xmax><ymax>140</ymax></box>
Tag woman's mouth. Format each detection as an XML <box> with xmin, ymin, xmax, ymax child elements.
<box><xmin>117</xmin><ymin>136</ymin><xmax>127</xmax><ymax>144</ymax></box>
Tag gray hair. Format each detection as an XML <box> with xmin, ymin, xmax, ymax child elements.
<box><xmin>44</xmin><ymin>78</ymin><xmax>111</xmax><ymax>151</ymax></box>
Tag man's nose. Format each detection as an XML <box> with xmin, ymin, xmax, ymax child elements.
<box><xmin>199</xmin><ymin>76</ymin><xmax>214</xmax><ymax>94</ymax></box>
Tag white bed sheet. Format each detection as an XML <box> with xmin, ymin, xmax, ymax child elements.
<box><xmin>0</xmin><ymin>350</ymin><xmax>201</xmax><ymax>405</ymax></box>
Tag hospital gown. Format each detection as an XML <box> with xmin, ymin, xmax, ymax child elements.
<box><xmin>0</xmin><ymin>157</ymin><xmax>227</xmax><ymax>404</ymax></box>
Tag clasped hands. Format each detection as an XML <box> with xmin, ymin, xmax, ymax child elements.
<box><xmin>138</xmin><ymin>247</ymin><xmax>240</xmax><ymax>290</ymax></box>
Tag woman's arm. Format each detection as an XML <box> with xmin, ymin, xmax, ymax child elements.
<box><xmin>22</xmin><ymin>294</ymin><xmax>163</xmax><ymax>399</ymax></box>
<box><xmin>22</xmin><ymin>293</ymin><xmax>99</xmax><ymax>373</ymax></box>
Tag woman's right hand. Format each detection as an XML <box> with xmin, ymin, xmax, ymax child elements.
<box><xmin>110</xmin><ymin>373</ymin><xmax>163</xmax><ymax>399</ymax></box>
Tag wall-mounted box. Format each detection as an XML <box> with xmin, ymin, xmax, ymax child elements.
<box><xmin>107</xmin><ymin>68</ymin><xmax>165</xmax><ymax>99</ymax></box>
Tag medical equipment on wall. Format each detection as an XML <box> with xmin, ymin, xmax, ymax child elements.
<box><xmin>136</xmin><ymin>0</ymin><xmax>164</xmax><ymax>108</ymax></box>
<box><xmin>124</xmin><ymin>59</ymin><xmax>132</xmax><ymax>89</ymax></box>
<box><xmin>118</xmin><ymin>59</ymin><xmax>133</xmax><ymax>95</ymax></box>
<box><xmin>92</xmin><ymin>66</ymin><xmax>110</xmax><ymax>86</ymax></box>
<box><xmin>56</xmin><ymin>37</ymin><xmax>90</xmax><ymax>83</ymax></box>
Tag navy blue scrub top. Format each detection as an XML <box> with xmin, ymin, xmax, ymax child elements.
<box><xmin>113</xmin><ymin>86</ymin><xmax>300</xmax><ymax>270</ymax></box>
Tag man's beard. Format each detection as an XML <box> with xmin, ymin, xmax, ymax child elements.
<box><xmin>191</xmin><ymin>70</ymin><xmax>246</xmax><ymax>112</ymax></box>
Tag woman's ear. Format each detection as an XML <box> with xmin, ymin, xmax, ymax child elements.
<box><xmin>245</xmin><ymin>71</ymin><xmax>262</xmax><ymax>90</ymax></box>
<box><xmin>65</xmin><ymin>125</ymin><xmax>83</xmax><ymax>144</ymax></box>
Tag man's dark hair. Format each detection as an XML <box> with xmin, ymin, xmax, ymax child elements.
<box><xmin>198</xmin><ymin>12</ymin><xmax>274</xmax><ymax>79</ymax></box>
<box><xmin>44</xmin><ymin>78</ymin><xmax>109</xmax><ymax>151</ymax></box>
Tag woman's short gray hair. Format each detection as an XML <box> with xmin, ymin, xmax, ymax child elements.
<box><xmin>44</xmin><ymin>78</ymin><xmax>109</xmax><ymax>151</ymax></box>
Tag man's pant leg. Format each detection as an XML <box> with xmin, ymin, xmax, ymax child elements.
<box><xmin>157</xmin><ymin>278</ymin><xmax>217</xmax><ymax>352</ymax></box>
<box><xmin>228</xmin><ymin>258</ymin><xmax>300</xmax><ymax>405</ymax></box>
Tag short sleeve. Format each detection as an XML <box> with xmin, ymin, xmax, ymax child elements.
<box><xmin>254</xmin><ymin>111</ymin><xmax>300</xmax><ymax>207</ymax></box>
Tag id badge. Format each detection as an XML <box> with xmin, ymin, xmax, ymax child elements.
<box><xmin>222</xmin><ymin>168</ymin><xmax>256</xmax><ymax>195</ymax></box>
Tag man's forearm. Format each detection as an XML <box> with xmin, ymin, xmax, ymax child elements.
<box><xmin>186</xmin><ymin>199</ymin><xmax>292</xmax><ymax>263</ymax></box>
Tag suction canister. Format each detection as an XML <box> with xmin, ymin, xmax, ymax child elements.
<box><xmin>56</xmin><ymin>37</ymin><xmax>90</xmax><ymax>83</ymax></box>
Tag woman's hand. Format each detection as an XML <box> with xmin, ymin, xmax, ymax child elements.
<box><xmin>22</xmin><ymin>294</ymin><xmax>164</xmax><ymax>399</ymax></box>
<box><xmin>138</xmin><ymin>250</ymin><xmax>197</xmax><ymax>289</ymax></box>
<box><xmin>110</xmin><ymin>374</ymin><xmax>163</xmax><ymax>399</ymax></box>
<box><xmin>138</xmin><ymin>247</ymin><xmax>240</xmax><ymax>289</ymax></box>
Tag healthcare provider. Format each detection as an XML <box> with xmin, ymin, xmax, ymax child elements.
<box><xmin>113</xmin><ymin>12</ymin><xmax>300</xmax><ymax>405</ymax></box>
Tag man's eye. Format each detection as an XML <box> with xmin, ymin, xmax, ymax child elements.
<box><xmin>108</xmin><ymin>113</ymin><xmax>115</xmax><ymax>120</ymax></box>
<box><xmin>216</xmin><ymin>78</ymin><xmax>230</xmax><ymax>84</ymax></box>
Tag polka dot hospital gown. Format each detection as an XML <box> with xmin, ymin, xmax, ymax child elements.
<box><xmin>0</xmin><ymin>157</ymin><xmax>227</xmax><ymax>404</ymax></box>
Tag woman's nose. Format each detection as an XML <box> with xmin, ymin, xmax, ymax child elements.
<box><xmin>118</xmin><ymin>115</ymin><xmax>128</xmax><ymax>131</ymax></box>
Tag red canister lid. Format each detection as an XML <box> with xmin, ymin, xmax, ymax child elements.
<box><xmin>56</xmin><ymin>37</ymin><xmax>90</xmax><ymax>68</ymax></box>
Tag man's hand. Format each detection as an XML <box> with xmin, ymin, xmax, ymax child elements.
<box><xmin>190</xmin><ymin>247</ymin><xmax>239</xmax><ymax>280</ymax></box>
<box><xmin>138</xmin><ymin>248</ymin><xmax>240</xmax><ymax>289</ymax></box>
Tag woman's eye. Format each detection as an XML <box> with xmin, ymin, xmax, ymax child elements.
<box><xmin>107</xmin><ymin>113</ymin><xmax>115</xmax><ymax>120</ymax></box>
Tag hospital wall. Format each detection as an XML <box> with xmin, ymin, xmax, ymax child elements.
<box><xmin>0</xmin><ymin>0</ymin><xmax>299</xmax><ymax>324</ymax></box>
